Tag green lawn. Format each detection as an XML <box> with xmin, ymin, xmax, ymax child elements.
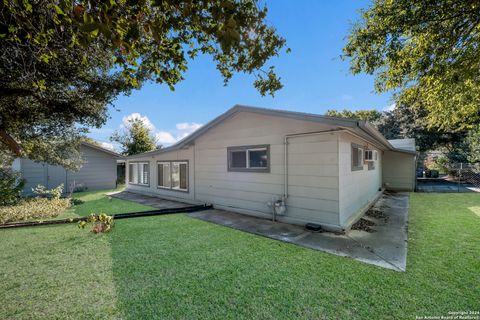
<box><xmin>59</xmin><ymin>187</ymin><xmax>154</xmax><ymax>219</ymax></box>
<box><xmin>0</xmin><ymin>192</ymin><xmax>479</xmax><ymax>319</ymax></box>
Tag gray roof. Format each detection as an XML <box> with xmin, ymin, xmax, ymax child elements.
<box><xmin>127</xmin><ymin>104</ymin><xmax>416</xmax><ymax>159</ymax></box>
<box><xmin>81</xmin><ymin>141</ymin><xmax>124</xmax><ymax>158</ymax></box>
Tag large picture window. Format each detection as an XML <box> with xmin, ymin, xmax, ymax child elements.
<box><xmin>227</xmin><ymin>145</ymin><xmax>270</xmax><ymax>172</ymax></box>
<box><xmin>128</xmin><ymin>162</ymin><xmax>150</xmax><ymax>185</ymax></box>
<box><xmin>157</xmin><ymin>161</ymin><xmax>188</xmax><ymax>191</ymax></box>
<box><xmin>351</xmin><ymin>144</ymin><xmax>364</xmax><ymax>171</ymax></box>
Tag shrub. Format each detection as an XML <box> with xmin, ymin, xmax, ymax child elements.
<box><xmin>78</xmin><ymin>213</ymin><xmax>114</xmax><ymax>233</ymax></box>
<box><xmin>0</xmin><ymin>198</ymin><xmax>71</xmax><ymax>224</ymax></box>
<box><xmin>0</xmin><ymin>169</ymin><xmax>25</xmax><ymax>206</ymax></box>
<box><xmin>32</xmin><ymin>184</ymin><xmax>64</xmax><ymax>199</ymax></box>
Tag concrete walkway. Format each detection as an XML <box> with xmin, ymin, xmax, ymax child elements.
<box><xmin>108</xmin><ymin>191</ymin><xmax>190</xmax><ymax>209</ymax></box>
<box><xmin>189</xmin><ymin>192</ymin><xmax>409</xmax><ymax>272</ymax></box>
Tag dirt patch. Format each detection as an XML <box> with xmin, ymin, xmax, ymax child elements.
<box><xmin>366</xmin><ymin>207</ymin><xmax>389</xmax><ymax>223</ymax></box>
<box><xmin>351</xmin><ymin>218</ymin><xmax>376</xmax><ymax>233</ymax></box>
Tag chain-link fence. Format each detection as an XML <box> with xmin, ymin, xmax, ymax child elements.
<box><xmin>447</xmin><ymin>163</ymin><xmax>480</xmax><ymax>188</ymax></box>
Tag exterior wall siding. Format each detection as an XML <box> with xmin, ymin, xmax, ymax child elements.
<box><xmin>19</xmin><ymin>145</ymin><xmax>118</xmax><ymax>194</ymax></box>
<box><xmin>338</xmin><ymin>132</ymin><xmax>383</xmax><ymax>228</ymax></box>
<box><xmin>193</xmin><ymin>111</ymin><xmax>341</xmax><ymax>228</ymax></box>
<box><xmin>67</xmin><ymin>145</ymin><xmax>117</xmax><ymax>191</ymax></box>
<box><xmin>126</xmin><ymin>147</ymin><xmax>198</xmax><ymax>204</ymax></box>
<box><xmin>383</xmin><ymin>150</ymin><xmax>416</xmax><ymax>191</ymax></box>
<box><xmin>20</xmin><ymin>159</ymin><xmax>47</xmax><ymax>193</ymax></box>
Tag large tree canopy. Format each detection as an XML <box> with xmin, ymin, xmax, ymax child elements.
<box><xmin>343</xmin><ymin>0</ymin><xmax>480</xmax><ymax>131</ymax></box>
<box><xmin>0</xmin><ymin>0</ymin><xmax>286</xmax><ymax>168</ymax></box>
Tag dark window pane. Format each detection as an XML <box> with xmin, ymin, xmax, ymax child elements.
<box><xmin>352</xmin><ymin>146</ymin><xmax>358</xmax><ymax>165</ymax></box>
<box><xmin>128</xmin><ymin>164</ymin><xmax>134</xmax><ymax>182</ymax></box>
<box><xmin>249</xmin><ymin>149</ymin><xmax>267</xmax><ymax>168</ymax></box>
<box><xmin>179</xmin><ymin>163</ymin><xmax>187</xmax><ymax>189</ymax></box>
<box><xmin>231</xmin><ymin>151</ymin><xmax>246</xmax><ymax>168</ymax></box>
<box><xmin>158</xmin><ymin>164</ymin><xmax>163</xmax><ymax>186</ymax></box>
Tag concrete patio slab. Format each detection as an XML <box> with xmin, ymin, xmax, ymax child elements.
<box><xmin>108</xmin><ymin>191</ymin><xmax>190</xmax><ymax>209</ymax></box>
<box><xmin>189</xmin><ymin>192</ymin><xmax>410</xmax><ymax>272</ymax></box>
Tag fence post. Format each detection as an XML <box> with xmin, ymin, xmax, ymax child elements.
<box><xmin>457</xmin><ymin>163</ymin><xmax>462</xmax><ymax>193</ymax></box>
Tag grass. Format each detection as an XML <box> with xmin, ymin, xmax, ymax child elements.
<box><xmin>59</xmin><ymin>187</ymin><xmax>154</xmax><ymax>219</ymax></box>
<box><xmin>0</xmin><ymin>192</ymin><xmax>479</xmax><ymax>319</ymax></box>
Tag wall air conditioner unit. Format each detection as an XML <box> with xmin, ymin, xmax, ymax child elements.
<box><xmin>364</xmin><ymin>150</ymin><xmax>377</xmax><ymax>162</ymax></box>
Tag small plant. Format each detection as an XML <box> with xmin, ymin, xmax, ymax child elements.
<box><xmin>78</xmin><ymin>213</ymin><xmax>114</xmax><ymax>233</ymax></box>
<box><xmin>70</xmin><ymin>198</ymin><xmax>84</xmax><ymax>206</ymax></box>
<box><xmin>32</xmin><ymin>184</ymin><xmax>64</xmax><ymax>199</ymax></box>
<box><xmin>0</xmin><ymin>169</ymin><xmax>25</xmax><ymax>206</ymax></box>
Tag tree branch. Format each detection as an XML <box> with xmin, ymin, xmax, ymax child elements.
<box><xmin>0</xmin><ymin>129</ymin><xmax>23</xmax><ymax>156</ymax></box>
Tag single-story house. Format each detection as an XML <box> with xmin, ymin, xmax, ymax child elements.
<box><xmin>126</xmin><ymin>105</ymin><xmax>416</xmax><ymax>231</ymax></box>
<box><xmin>13</xmin><ymin>142</ymin><xmax>122</xmax><ymax>194</ymax></box>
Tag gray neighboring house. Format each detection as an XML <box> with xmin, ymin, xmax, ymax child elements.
<box><xmin>12</xmin><ymin>142</ymin><xmax>122</xmax><ymax>194</ymax></box>
<box><xmin>125</xmin><ymin>105</ymin><xmax>416</xmax><ymax>232</ymax></box>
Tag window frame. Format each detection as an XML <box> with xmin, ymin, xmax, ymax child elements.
<box><xmin>156</xmin><ymin>160</ymin><xmax>189</xmax><ymax>192</ymax></box>
<box><xmin>351</xmin><ymin>143</ymin><xmax>364</xmax><ymax>171</ymax></box>
<box><xmin>227</xmin><ymin>145</ymin><xmax>270</xmax><ymax>173</ymax></box>
<box><xmin>128</xmin><ymin>161</ymin><xmax>150</xmax><ymax>186</ymax></box>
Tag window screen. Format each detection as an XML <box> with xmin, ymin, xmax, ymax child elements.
<box><xmin>230</xmin><ymin>151</ymin><xmax>247</xmax><ymax>168</ymax></box>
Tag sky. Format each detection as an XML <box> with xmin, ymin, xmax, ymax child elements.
<box><xmin>90</xmin><ymin>0</ymin><xmax>394</xmax><ymax>151</ymax></box>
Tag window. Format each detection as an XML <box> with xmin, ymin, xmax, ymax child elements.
<box><xmin>351</xmin><ymin>144</ymin><xmax>364</xmax><ymax>171</ymax></box>
<box><xmin>128</xmin><ymin>163</ymin><xmax>137</xmax><ymax>184</ymax></box>
<box><xmin>227</xmin><ymin>145</ymin><xmax>270</xmax><ymax>172</ymax></box>
<box><xmin>157</xmin><ymin>161</ymin><xmax>188</xmax><ymax>191</ymax></box>
<box><xmin>128</xmin><ymin>162</ymin><xmax>149</xmax><ymax>185</ymax></box>
<box><xmin>157</xmin><ymin>162</ymin><xmax>171</xmax><ymax>188</ymax></box>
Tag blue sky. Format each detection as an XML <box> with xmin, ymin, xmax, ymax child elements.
<box><xmin>90</xmin><ymin>0</ymin><xmax>393</xmax><ymax>150</ymax></box>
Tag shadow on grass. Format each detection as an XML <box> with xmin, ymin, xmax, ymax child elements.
<box><xmin>108</xmin><ymin>194</ymin><xmax>480</xmax><ymax>319</ymax></box>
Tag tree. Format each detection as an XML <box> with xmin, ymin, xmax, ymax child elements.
<box><xmin>326</xmin><ymin>105</ymin><xmax>468</xmax><ymax>153</ymax></box>
<box><xmin>466</xmin><ymin>125</ymin><xmax>480</xmax><ymax>163</ymax></box>
<box><xmin>343</xmin><ymin>0</ymin><xmax>480</xmax><ymax>131</ymax></box>
<box><xmin>0</xmin><ymin>0</ymin><xmax>287</xmax><ymax>168</ymax></box>
<box><xmin>110</xmin><ymin>118</ymin><xmax>157</xmax><ymax>156</ymax></box>
<box><xmin>325</xmin><ymin>109</ymin><xmax>383</xmax><ymax>122</ymax></box>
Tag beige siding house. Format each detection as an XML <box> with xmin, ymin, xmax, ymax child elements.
<box><xmin>126</xmin><ymin>105</ymin><xmax>416</xmax><ymax>231</ymax></box>
<box><xmin>16</xmin><ymin>142</ymin><xmax>122</xmax><ymax>194</ymax></box>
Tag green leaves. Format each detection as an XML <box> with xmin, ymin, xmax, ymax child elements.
<box><xmin>110</xmin><ymin>118</ymin><xmax>157</xmax><ymax>156</ymax></box>
<box><xmin>344</xmin><ymin>0</ymin><xmax>480</xmax><ymax>131</ymax></box>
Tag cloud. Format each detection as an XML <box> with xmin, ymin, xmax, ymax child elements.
<box><xmin>176</xmin><ymin>122</ymin><xmax>203</xmax><ymax>132</ymax></box>
<box><xmin>341</xmin><ymin>94</ymin><xmax>353</xmax><ymax>101</ymax></box>
<box><xmin>100</xmin><ymin>142</ymin><xmax>115</xmax><ymax>151</ymax></box>
<box><xmin>155</xmin><ymin>131</ymin><xmax>177</xmax><ymax>144</ymax></box>
<box><xmin>383</xmin><ymin>103</ymin><xmax>396</xmax><ymax>112</ymax></box>
<box><xmin>122</xmin><ymin>113</ymin><xmax>155</xmax><ymax>131</ymax></box>
<box><xmin>119</xmin><ymin>113</ymin><xmax>202</xmax><ymax>146</ymax></box>
<box><xmin>156</xmin><ymin>122</ymin><xmax>203</xmax><ymax>145</ymax></box>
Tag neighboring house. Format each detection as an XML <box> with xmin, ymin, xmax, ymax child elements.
<box><xmin>13</xmin><ymin>142</ymin><xmax>122</xmax><ymax>194</ymax></box>
<box><xmin>126</xmin><ymin>105</ymin><xmax>416</xmax><ymax>231</ymax></box>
